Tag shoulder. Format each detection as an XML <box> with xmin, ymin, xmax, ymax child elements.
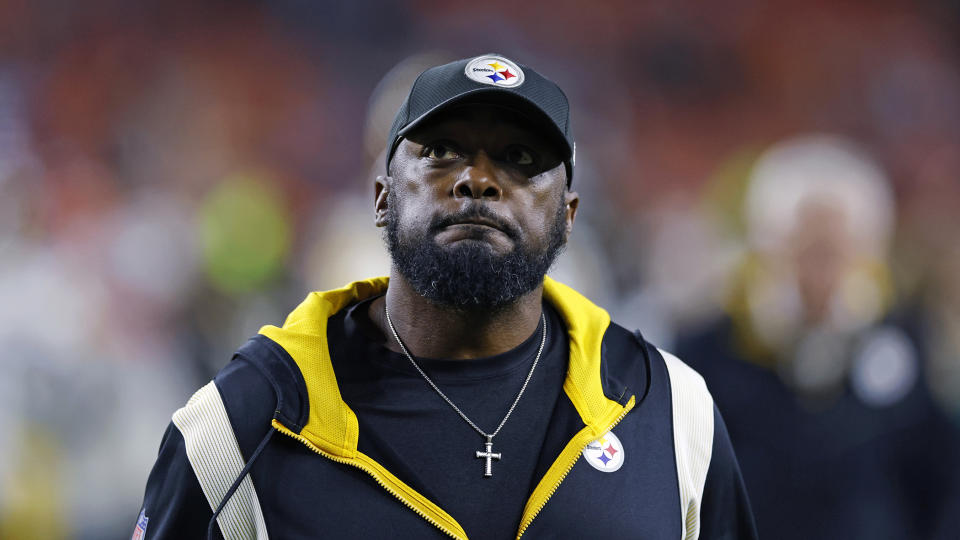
<box><xmin>647</xmin><ymin>345</ymin><xmax>715</xmax><ymax>448</ymax></box>
<box><xmin>147</xmin><ymin>340</ymin><xmax>282</xmax><ymax>539</ymax></box>
<box><xmin>601</xmin><ymin>320</ymin><xmax>714</xmax><ymax>407</ymax></box>
<box><xmin>175</xmin><ymin>334</ymin><xmax>310</xmax><ymax>457</ymax></box>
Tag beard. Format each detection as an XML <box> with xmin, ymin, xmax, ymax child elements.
<box><xmin>385</xmin><ymin>192</ymin><xmax>568</xmax><ymax>310</ymax></box>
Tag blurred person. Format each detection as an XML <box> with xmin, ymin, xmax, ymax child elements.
<box><xmin>676</xmin><ymin>135</ymin><xmax>953</xmax><ymax>539</ymax></box>
<box><xmin>135</xmin><ymin>54</ymin><xmax>757</xmax><ymax>539</ymax></box>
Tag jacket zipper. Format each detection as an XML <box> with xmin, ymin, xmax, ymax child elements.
<box><xmin>271</xmin><ymin>420</ymin><xmax>465</xmax><ymax>540</ymax></box>
<box><xmin>515</xmin><ymin>402</ymin><xmax>633</xmax><ymax>539</ymax></box>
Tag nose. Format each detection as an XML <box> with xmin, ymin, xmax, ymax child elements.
<box><xmin>452</xmin><ymin>152</ymin><xmax>502</xmax><ymax>200</ymax></box>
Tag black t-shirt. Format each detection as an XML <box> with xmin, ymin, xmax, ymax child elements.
<box><xmin>326</xmin><ymin>297</ymin><xmax>569</xmax><ymax>540</ymax></box>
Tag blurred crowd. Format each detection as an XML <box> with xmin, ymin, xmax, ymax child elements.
<box><xmin>1</xmin><ymin>1</ymin><xmax>958</xmax><ymax>538</ymax></box>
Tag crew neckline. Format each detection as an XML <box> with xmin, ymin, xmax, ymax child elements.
<box><xmin>345</xmin><ymin>296</ymin><xmax>556</xmax><ymax>383</ymax></box>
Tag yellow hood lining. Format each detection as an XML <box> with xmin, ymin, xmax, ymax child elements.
<box><xmin>260</xmin><ymin>276</ymin><xmax>623</xmax><ymax>454</ymax></box>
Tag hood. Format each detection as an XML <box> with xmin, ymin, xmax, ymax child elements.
<box><xmin>257</xmin><ymin>276</ymin><xmax>626</xmax><ymax>457</ymax></box>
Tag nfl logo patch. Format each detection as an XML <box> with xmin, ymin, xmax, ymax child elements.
<box><xmin>582</xmin><ymin>430</ymin><xmax>625</xmax><ymax>473</ymax></box>
<box><xmin>132</xmin><ymin>509</ymin><xmax>149</xmax><ymax>540</ymax></box>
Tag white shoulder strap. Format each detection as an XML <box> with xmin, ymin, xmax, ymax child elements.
<box><xmin>172</xmin><ymin>381</ymin><xmax>269</xmax><ymax>539</ymax></box>
<box><xmin>660</xmin><ymin>348</ymin><xmax>715</xmax><ymax>540</ymax></box>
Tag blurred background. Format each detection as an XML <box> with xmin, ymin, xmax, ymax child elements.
<box><xmin>1</xmin><ymin>0</ymin><xmax>958</xmax><ymax>538</ymax></box>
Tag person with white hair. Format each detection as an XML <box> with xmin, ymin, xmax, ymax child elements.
<box><xmin>676</xmin><ymin>134</ymin><xmax>953</xmax><ymax>539</ymax></box>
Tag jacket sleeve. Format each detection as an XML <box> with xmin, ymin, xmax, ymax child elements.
<box><xmin>699</xmin><ymin>405</ymin><xmax>759</xmax><ymax>539</ymax></box>
<box><xmin>134</xmin><ymin>421</ymin><xmax>216</xmax><ymax>539</ymax></box>
<box><xmin>135</xmin><ymin>352</ymin><xmax>278</xmax><ymax>540</ymax></box>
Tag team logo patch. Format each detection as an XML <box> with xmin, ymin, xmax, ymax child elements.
<box><xmin>582</xmin><ymin>430</ymin><xmax>625</xmax><ymax>472</ymax></box>
<box><xmin>464</xmin><ymin>55</ymin><xmax>525</xmax><ymax>88</ymax></box>
<box><xmin>131</xmin><ymin>509</ymin><xmax>149</xmax><ymax>540</ymax></box>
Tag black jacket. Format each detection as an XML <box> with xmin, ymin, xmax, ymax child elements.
<box><xmin>137</xmin><ymin>277</ymin><xmax>757</xmax><ymax>539</ymax></box>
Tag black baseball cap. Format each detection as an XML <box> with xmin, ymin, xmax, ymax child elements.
<box><xmin>386</xmin><ymin>53</ymin><xmax>575</xmax><ymax>184</ymax></box>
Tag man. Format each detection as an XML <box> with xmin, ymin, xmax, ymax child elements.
<box><xmin>136</xmin><ymin>53</ymin><xmax>757</xmax><ymax>539</ymax></box>
<box><xmin>676</xmin><ymin>135</ymin><xmax>951</xmax><ymax>539</ymax></box>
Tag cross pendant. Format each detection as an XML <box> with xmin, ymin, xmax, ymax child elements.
<box><xmin>475</xmin><ymin>436</ymin><xmax>501</xmax><ymax>477</ymax></box>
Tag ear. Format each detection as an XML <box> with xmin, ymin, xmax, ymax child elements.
<box><xmin>563</xmin><ymin>190</ymin><xmax>579</xmax><ymax>241</ymax></box>
<box><xmin>374</xmin><ymin>175</ymin><xmax>391</xmax><ymax>228</ymax></box>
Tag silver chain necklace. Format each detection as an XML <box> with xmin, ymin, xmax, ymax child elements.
<box><xmin>384</xmin><ymin>304</ymin><xmax>547</xmax><ymax>478</ymax></box>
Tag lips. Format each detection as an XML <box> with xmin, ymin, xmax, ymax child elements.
<box><xmin>432</xmin><ymin>208</ymin><xmax>518</xmax><ymax>241</ymax></box>
<box><xmin>448</xmin><ymin>218</ymin><xmax>503</xmax><ymax>231</ymax></box>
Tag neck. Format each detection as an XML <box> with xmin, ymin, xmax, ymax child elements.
<box><xmin>369</xmin><ymin>271</ymin><xmax>545</xmax><ymax>360</ymax></box>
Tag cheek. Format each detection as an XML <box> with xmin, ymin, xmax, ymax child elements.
<box><xmin>396</xmin><ymin>168</ymin><xmax>450</xmax><ymax>208</ymax></box>
<box><xmin>512</xmin><ymin>204</ymin><xmax>560</xmax><ymax>247</ymax></box>
<box><xmin>525</xmin><ymin>189</ymin><xmax>566</xmax><ymax>233</ymax></box>
<box><xmin>390</xmin><ymin>192</ymin><xmax>434</xmax><ymax>239</ymax></box>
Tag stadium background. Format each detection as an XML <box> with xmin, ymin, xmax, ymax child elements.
<box><xmin>0</xmin><ymin>0</ymin><xmax>958</xmax><ymax>538</ymax></box>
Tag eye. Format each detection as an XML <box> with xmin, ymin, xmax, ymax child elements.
<box><xmin>424</xmin><ymin>143</ymin><xmax>460</xmax><ymax>160</ymax></box>
<box><xmin>506</xmin><ymin>146</ymin><xmax>536</xmax><ymax>166</ymax></box>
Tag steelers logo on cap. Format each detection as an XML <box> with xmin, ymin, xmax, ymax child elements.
<box><xmin>582</xmin><ymin>430</ymin><xmax>625</xmax><ymax>473</ymax></box>
<box><xmin>464</xmin><ymin>55</ymin><xmax>525</xmax><ymax>88</ymax></box>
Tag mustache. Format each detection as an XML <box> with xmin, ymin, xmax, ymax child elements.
<box><xmin>431</xmin><ymin>206</ymin><xmax>519</xmax><ymax>240</ymax></box>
